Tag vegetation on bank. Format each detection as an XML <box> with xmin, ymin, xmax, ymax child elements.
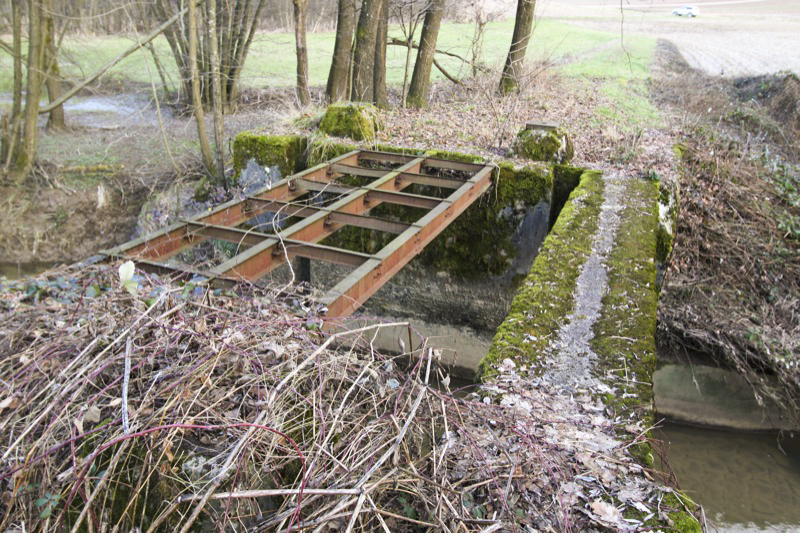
<box><xmin>654</xmin><ymin>44</ymin><xmax>800</xmax><ymax>422</ymax></box>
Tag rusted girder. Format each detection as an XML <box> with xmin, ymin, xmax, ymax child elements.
<box><xmin>320</xmin><ymin>165</ymin><xmax>493</xmax><ymax>317</ymax></box>
<box><xmin>99</xmin><ymin>149</ymin><xmax>495</xmax><ymax>321</ymax></box>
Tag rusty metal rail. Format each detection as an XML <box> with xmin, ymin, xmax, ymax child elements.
<box><xmin>99</xmin><ymin>150</ymin><xmax>494</xmax><ymax>318</ymax></box>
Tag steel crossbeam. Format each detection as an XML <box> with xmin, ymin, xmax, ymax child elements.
<box><xmin>99</xmin><ymin>149</ymin><xmax>494</xmax><ymax>320</ymax></box>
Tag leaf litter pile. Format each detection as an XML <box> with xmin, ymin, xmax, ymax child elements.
<box><xmin>0</xmin><ymin>262</ymin><xmax>686</xmax><ymax>531</ymax></box>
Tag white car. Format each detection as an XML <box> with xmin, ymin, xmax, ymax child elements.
<box><xmin>672</xmin><ymin>5</ymin><xmax>700</xmax><ymax>16</ymax></box>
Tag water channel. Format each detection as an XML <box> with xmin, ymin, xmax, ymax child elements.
<box><xmin>657</xmin><ymin>421</ymin><xmax>800</xmax><ymax>532</ymax></box>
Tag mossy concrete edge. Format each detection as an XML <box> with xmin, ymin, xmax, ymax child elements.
<box><xmin>590</xmin><ymin>176</ymin><xmax>701</xmax><ymax>531</ymax></box>
<box><xmin>480</xmin><ymin>169</ymin><xmax>605</xmax><ymax>376</ymax></box>
<box><xmin>232</xmin><ymin>133</ymin><xmax>307</xmax><ymax>183</ymax></box>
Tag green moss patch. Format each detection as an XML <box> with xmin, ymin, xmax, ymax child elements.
<box><xmin>418</xmin><ymin>162</ymin><xmax>553</xmax><ymax>277</ymax></box>
<box><xmin>510</xmin><ymin>127</ymin><xmax>575</xmax><ymax>164</ymax></box>
<box><xmin>318</xmin><ymin>103</ymin><xmax>382</xmax><ymax>141</ymax></box>
<box><xmin>588</xmin><ymin>176</ymin><xmax>702</xmax><ymax>530</ymax></box>
<box><xmin>232</xmin><ymin>133</ymin><xmax>307</xmax><ymax>182</ymax></box>
<box><xmin>481</xmin><ymin>170</ymin><xmax>604</xmax><ymax>375</ymax></box>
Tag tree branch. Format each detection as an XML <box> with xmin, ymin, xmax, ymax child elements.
<box><xmin>388</xmin><ymin>37</ymin><xmax>489</xmax><ymax>74</ymax></box>
<box><xmin>38</xmin><ymin>5</ymin><xmax>193</xmax><ymax>114</ymax></box>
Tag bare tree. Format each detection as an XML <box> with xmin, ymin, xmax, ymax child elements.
<box><xmin>406</xmin><ymin>0</ymin><xmax>445</xmax><ymax>108</ymax></box>
<box><xmin>351</xmin><ymin>0</ymin><xmax>384</xmax><ymax>102</ymax></box>
<box><xmin>392</xmin><ymin>0</ymin><xmax>430</xmax><ymax>107</ymax></box>
<box><xmin>498</xmin><ymin>0</ymin><xmax>535</xmax><ymax>95</ymax></box>
<box><xmin>467</xmin><ymin>0</ymin><xmax>510</xmax><ymax>77</ymax></box>
<box><xmin>14</xmin><ymin>0</ymin><xmax>45</xmax><ymax>182</ymax></box>
<box><xmin>373</xmin><ymin>0</ymin><xmax>389</xmax><ymax>108</ymax></box>
<box><xmin>326</xmin><ymin>0</ymin><xmax>357</xmax><ymax>102</ymax></box>
<box><xmin>208</xmin><ymin>0</ymin><xmax>225</xmax><ymax>182</ymax></box>
<box><xmin>0</xmin><ymin>2</ymin><xmax>194</xmax><ymax>183</ymax></box>
<box><xmin>152</xmin><ymin>0</ymin><xmax>265</xmax><ymax>109</ymax></box>
<box><xmin>43</xmin><ymin>6</ymin><xmax>66</xmax><ymax>131</ymax></box>
<box><xmin>294</xmin><ymin>0</ymin><xmax>311</xmax><ymax>106</ymax></box>
<box><xmin>188</xmin><ymin>0</ymin><xmax>215</xmax><ymax>177</ymax></box>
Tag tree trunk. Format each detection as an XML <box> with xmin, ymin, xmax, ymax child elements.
<box><xmin>350</xmin><ymin>0</ymin><xmax>382</xmax><ymax>102</ymax></box>
<box><xmin>2</xmin><ymin>0</ymin><xmax>23</xmax><ymax>170</ymax></box>
<box><xmin>293</xmin><ymin>0</ymin><xmax>311</xmax><ymax>106</ymax></box>
<box><xmin>43</xmin><ymin>8</ymin><xmax>66</xmax><ymax>131</ymax></box>
<box><xmin>15</xmin><ymin>0</ymin><xmax>46</xmax><ymax>181</ymax></box>
<box><xmin>406</xmin><ymin>0</ymin><xmax>445</xmax><ymax>109</ymax></box>
<box><xmin>326</xmin><ymin>0</ymin><xmax>356</xmax><ymax>102</ymax></box>
<box><xmin>227</xmin><ymin>0</ymin><xmax>266</xmax><ymax>110</ymax></box>
<box><xmin>372</xmin><ymin>0</ymin><xmax>389</xmax><ymax>108</ymax></box>
<box><xmin>401</xmin><ymin>34</ymin><xmax>414</xmax><ymax>107</ymax></box>
<box><xmin>498</xmin><ymin>0</ymin><xmax>536</xmax><ymax>95</ymax></box>
<box><xmin>208</xmin><ymin>0</ymin><xmax>225</xmax><ymax>184</ymax></box>
<box><xmin>189</xmin><ymin>0</ymin><xmax>215</xmax><ymax>176</ymax></box>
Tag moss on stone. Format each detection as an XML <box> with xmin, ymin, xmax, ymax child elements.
<box><xmin>510</xmin><ymin>127</ymin><xmax>575</xmax><ymax>164</ymax></box>
<box><xmin>551</xmin><ymin>164</ymin><xmax>584</xmax><ymax>226</ymax></box>
<box><xmin>585</xmin><ymin>176</ymin><xmax>705</xmax><ymax>531</ymax></box>
<box><xmin>417</xmin><ymin>162</ymin><xmax>553</xmax><ymax>278</ymax></box>
<box><xmin>656</xmin><ymin>180</ymin><xmax>679</xmax><ymax>264</ymax></box>
<box><xmin>591</xmin><ymin>176</ymin><xmax>658</xmax><ymax>416</ymax></box>
<box><xmin>480</xmin><ymin>170</ymin><xmax>605</xmax><ymax>376</ymax></box>
<box><xmin>423</xmin><ymin>149</ymin><xmax>485</xmax><ymax>164</ymax></box>
<box><xmin>232</xmin><ymin>133</ymin><xmax>307</xmax><ymax>183</ymax></box>
<box><xmin>318</xmin><ymin>103</ymin><xmax>382</xmax><ymax>141</ymax></box>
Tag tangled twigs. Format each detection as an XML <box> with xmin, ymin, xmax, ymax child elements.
<box><xmin>1</xmin><ymin>262</ymin><xmax>679</xmax><ymax>531</ymax></box>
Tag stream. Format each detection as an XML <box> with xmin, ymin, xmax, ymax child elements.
<box><xmin>0</xmin><ymin>262</ymin><xmax>54</xmax><ymax>280</ymax></box>
<box><xmin>657</xmin><ymin>421</ymin><xmax>800</xmax><ymax>532</ymax></box>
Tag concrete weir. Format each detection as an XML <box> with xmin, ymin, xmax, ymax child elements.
<box><xmin>232</xmin><ymin>135</ymin><xmax>583</xmax><ymax>377</ymax></box>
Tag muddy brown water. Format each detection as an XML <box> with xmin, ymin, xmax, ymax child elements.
<box><xmin>0</xmin><ymin>262</ymin><xmax>54</xmax><ymax>280</ymax></box>
<box><xmin>657</xmin><ymin>421</ymin><xmax>800</xmax><ymax>532</ymax></box>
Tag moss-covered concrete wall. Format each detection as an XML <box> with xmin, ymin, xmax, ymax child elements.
<box><xmin>481</xmin><ymin>170</ymin><xmax>604</xmax><ymax>374</ymax></box>
<box><xmin>232</xmin><ymin>133</ymin><xmax>308</xmax><ymax>182</ymax></box>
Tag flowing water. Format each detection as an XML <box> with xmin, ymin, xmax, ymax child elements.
<box><xmin>657</xmin><ymin>421</ymin><xmax>800</xmax><ymax>532</ymax></box>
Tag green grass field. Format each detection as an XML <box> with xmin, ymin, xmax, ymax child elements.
<box><xmin>0</xmin><ymin>17</ymin><xmax>658</xmax><ymax>128</ymax></box>
<box><xmin>0</xmin><ymin>18</ymin><xmax>654</xmax><ymax>89</ymax></box>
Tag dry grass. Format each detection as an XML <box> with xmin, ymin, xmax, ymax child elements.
<box><xmin>0</xmin><ymin>262</ymin><xmax>680</xmax><ymax>532</ymax></box>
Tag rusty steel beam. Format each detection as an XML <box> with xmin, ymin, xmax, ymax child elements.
<box><xmin>320</xmin><ymin>165</ymin><xmax>494</xmax><ymax>318</ymax></box>
<box><xmin>273</xmin><ymin>239</ymin><xmax>371</xmax><ymax>267</ymax></box>
<box><xmin>210</xmin><ymin>157</ymin><xmax>427</xmax><ymax>281</ymax></box>
<box><xmin>100</xmin><ymin>149</ymin><xmax>495</xmax><ymax>322</ymax></box>
<box><xmin>363</xmin><ymin>189</ymin><xmax>440</xmax><ymax>209</ymax></box>
<box><xmin>423</xmin><ymin>158</ymin><xmax>485</xmax><ymax>173</ymax></box>
<box><xmin>100</xmin><ymin>150</ymin><xmax>362</xmax><ymax>261</ymax></box>
<box><xmin>292</xmin><ymin>178</ymin><xmax>354</xmax><ymax>196</ymax></box>
<box><xmin>244</xmin><ymin>198</ymin><xmax>410</xmax><ymax>233</ymax></box>
<box><xmin>329</xmin><ymin>163</ymin><xmax>467</xmax><ymax>189</ymax></box>
<box><xmin>325</xmin><ymin>212</ymin><xmax>409</xmax><ymax>234</ymax></box>
<box><xmin>357</xmin><ymin>150</ymin><xmax>417</xmax><ymax>165</ymax></box>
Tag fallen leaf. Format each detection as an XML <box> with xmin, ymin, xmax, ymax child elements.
<box><xmin>84</xmin><ymin>405</ymin><xmax>102</xmax><ymax>423</ymax></box>
<box><xmin>0</xmin><ymin>396</ymin><xmax>19</xmax><ymax>411</ymax></box>
<box><xmin>590</xmin><ymin>500</ymin><xmax>623</xmax><ymax>525</ymax></box>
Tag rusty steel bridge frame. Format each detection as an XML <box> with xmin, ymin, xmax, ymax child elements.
<box><xmin>99</xmin><ymin>150</ymin><xmax>494</xmax><ymax>318</ymax></box>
